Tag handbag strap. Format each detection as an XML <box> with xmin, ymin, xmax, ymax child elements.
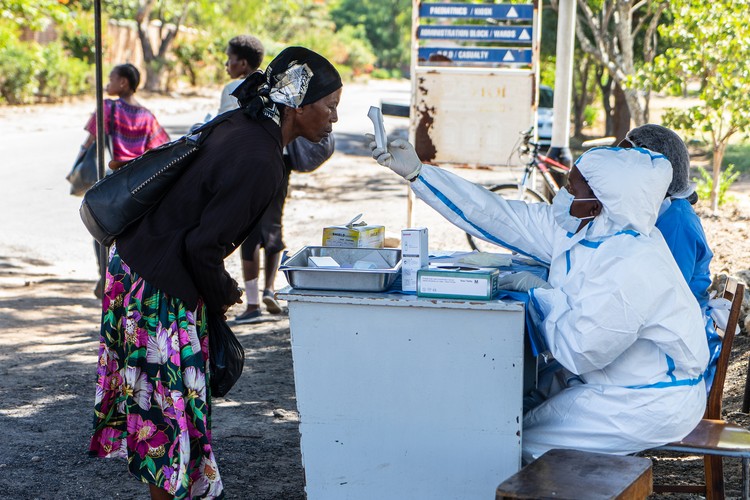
<box><xmin>188</xmin><ymin>108</ymin><xmax>244</xmax><ymax>145</ymax></box>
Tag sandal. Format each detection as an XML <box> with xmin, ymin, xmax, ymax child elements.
<box><xmin>262</xmin><ymin>290</ymin><xmax>283</xmax><ymax>314</ymax></box>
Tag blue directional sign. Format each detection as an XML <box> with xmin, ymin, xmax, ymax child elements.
<box><xmin>418</xmin><ymin>47</ymin><xmax>533</xmax><ymax>64</ymax></box>
<box><xmin>418</xmin><ymin>25</ymin><xmax>533</xmax><ymax>43</ymax></box>
<box><xmin>419</xmin><ymin>3</ymin><xmax>533</xmax><ymax>20</ymax></box>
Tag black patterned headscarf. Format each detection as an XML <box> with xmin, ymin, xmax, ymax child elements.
<box><xmin>231</xmin><ymin>46</ymin><xmax>342</xmax><ymax>125</ymax></box>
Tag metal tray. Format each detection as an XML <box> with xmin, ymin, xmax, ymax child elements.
<box><xmin>280</xmin><ymin>246</ymin><xmax>402</xmax><ymax>292</ymax></box>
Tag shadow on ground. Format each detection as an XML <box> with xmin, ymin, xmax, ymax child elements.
<box><xmin>0</xmin><ymin>278</ymin><xmax>304</xmax><ymax>499</ymax></box>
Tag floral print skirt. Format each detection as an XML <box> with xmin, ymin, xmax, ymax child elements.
<box><xmin>89</xmin><ymin>245</ymin><xmax>223</xmax><ymax>499</ymax></box>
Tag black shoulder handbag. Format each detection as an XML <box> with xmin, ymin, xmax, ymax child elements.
<box><xmin>79</xmin><ymin>110</ymin><xmax>238</xmax><ymax>246</ymax></box>
<box><xmin>66</xmin><ymin>101</ymin><xmax>115</xmax><ymax>196</ymax></box>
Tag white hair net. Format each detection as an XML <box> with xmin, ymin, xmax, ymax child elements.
<box><xmin>625</xmin><ymin>124</ymin><xmax>691</xmax><ymax>197</ymax></box>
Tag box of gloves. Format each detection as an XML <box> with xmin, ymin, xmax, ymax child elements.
<box><xmin>416</xmin><ymin>266</ymin><xmax>504</xmax><ymax>300</ymax></box>
<box><xmin>322</xmin><ymin>214</ymin><xmax>384</xmax><ymax>248</ymax></box>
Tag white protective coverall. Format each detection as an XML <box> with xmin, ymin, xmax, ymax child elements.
<box><xmin>409</xmin><ymin>147</ymin><xmax>709</xmax><ymax>461</ymax></box>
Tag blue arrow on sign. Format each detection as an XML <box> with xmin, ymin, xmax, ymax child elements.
<box><xmin>418</xmin><ymin>47</ymin><xmax>533</xmax><ymax>64</ymax></box>
<box><xmin>419</xmin><ymin>3</ymin><xmax>534</xmax><ymax>20</ymax></box>
<box><xmin>418</xmin><ymin>25</ymin><xmax>533</xmax><ymax>43</ymax></box>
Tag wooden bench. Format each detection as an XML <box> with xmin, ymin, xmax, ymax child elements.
<box><xmin>496</xmin><ymin>448</ymin><xmax>652</xmax><ymax>500</ymax></box>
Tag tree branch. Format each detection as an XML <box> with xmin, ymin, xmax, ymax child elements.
<box><xmin>643</xmin><ymin>2</ymin><xmax>667</xmax><ymax>63</ymax></box>
<box><xmin>135</xmin><ymin>0</ymin><xmax>157</xmax><ymax>61</ymax></box>
<box><xmin>158</xmin><ymin>0</ymin><xmax>190</xmax><ymax>58</ymax></box>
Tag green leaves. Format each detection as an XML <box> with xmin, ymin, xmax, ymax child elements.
<box><xmin>329</xmin><ymin>0</ymin><xmax>411</xmax><ymax>71</ymax></box>
<box><xmin>0</xmin><ymin>0</ymin><xmax>70</xmax><ymax>30</ymax></box>
<box><xmin>649</xmin><ymin>0</ymin><xmax>750</xmax><ymax>210</ymax></box>
<box><xmin>694</xmin><ymin>164</ymin><xmax>740</xmax><ymax>206</ymax></box>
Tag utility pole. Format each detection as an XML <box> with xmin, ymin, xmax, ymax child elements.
<box><xmin>547</xmin><ymin>0</ymin><xmax>577</xmax><ymax>172</ymax></box>
<box><xmin>94</xmin><ymin>0</ymin><xmax>107</xmax><ymax>298</ymax></box>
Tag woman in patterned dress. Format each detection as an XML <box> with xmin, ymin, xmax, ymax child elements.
<box><xmin>88</xmin><ymin>47</ymin><xmax>343</xmax><ymax>500</ymax></box>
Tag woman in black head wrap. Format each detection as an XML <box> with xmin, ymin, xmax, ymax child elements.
<box><xmin>232</xmin><ymin>45</ymin><xmax>343</xmax><ymax>139</ymax></box>
<box><xmin>89</xmin><ymin>47</ymin><xmax>341</xmax><ymax>500</ymax></box>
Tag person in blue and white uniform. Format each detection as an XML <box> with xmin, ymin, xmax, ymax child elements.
<box><xmin>621</xmin><ymin>124</ymin><xmax>720</xmax><ymax>391</ymax></box>
<box><xmin>369</xmin><ymin>138</ymin><xmax>709</xmax><ymax>462</ymax></box>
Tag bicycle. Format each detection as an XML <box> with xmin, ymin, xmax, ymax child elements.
<box><xmin>466</xmin><ymin>127</ymin><xmax>614</xmax><ymax>252</ymax></box>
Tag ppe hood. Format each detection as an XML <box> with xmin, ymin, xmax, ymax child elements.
<box><xmin>575</xmin><ymin>147</ymin><xmax>672</xmax><ymax>235</ymax></box>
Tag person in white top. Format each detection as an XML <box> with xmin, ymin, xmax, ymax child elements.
<box><xmin>370</xmin><ymin>138</ymin><xmax>709</xmax><ymax>462</ymax></box>
<box><xmin>218</xmin><ymin>35</ymin><xmax>265</xmax><ymax>115</ymax></box>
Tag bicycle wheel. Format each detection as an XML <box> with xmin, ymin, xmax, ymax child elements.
<box><xmin>466</xmin><ymin>183</ymin><xmax>548</xmax><ymax>252</ymax></box>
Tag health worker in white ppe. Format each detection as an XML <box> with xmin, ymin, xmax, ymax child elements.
<box><xmin>370</xmin><ymin>139</ymin><xmax>709</xmax><ymax>461</ymax></box>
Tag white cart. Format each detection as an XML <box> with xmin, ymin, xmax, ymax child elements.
<box><xmin>277</xmin><ymin>288</ymin><xmax>527</xmax><ymax>500</ymax></box>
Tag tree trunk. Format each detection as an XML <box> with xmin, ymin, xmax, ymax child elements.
<box><xmin>134</xmin><ymin>0</ymin><xmax>189</xmax><ymax>92</ymax></box>
<box><xmin>572</xmin><ymin>56</ymin><xmax>592</xmax><ymax>137</ymax></box>
<box><xmin>598</xmin><ymin>69</ymin><xmax>613</xmax><ymax>136</ymax></box>
<box><xmin>621</xmin><ymin>86</ymin><xmax>646</xmax><ymax>127</ymax></box>
<box><xmin>710</xmin><ymin>142</ymin><xmax>726</xmax><ymax>213</ymax></box>
<box><xmin>143</xmin><ymin>61</ymin><xmax>165</xmax><ymax>92</ymax></box>
<box><xmin>613</xmin><ymin>82</ymin><xmax>630</xmax><ymax>141</ymax></box>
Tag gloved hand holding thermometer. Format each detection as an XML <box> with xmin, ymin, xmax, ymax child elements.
<box><xmin>366</xmin><ymin>109</ymin><xmax>422</xmax><ymax>181</ymax></box>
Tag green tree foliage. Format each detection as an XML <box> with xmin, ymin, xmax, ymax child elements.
<box><xmin>694</xmin><ymin>164</ymin><xmax>739</xmax><ymax>207</ymax></box>
<box><xmin>172</xmin><ymin>36</ymin><xmax>223</xmax><ymax>87</ymax></box>
<box><xmin>0</xmin><ymin>38</ymin><xmax>40</xmax><ymax>104</ymax></box>
<box><xmin>60</xmin><ymin>9</ymin><xmax>97</xmax><ymax>64</ymax></box>
<box><xmin>37</xmin><ymin>41</ymin><xmax>93</xmax><ymax>99</ymax></box>
<box><xmin>0</xmin><ymin>0</ymin><xmax>69</xmax><ymax>30</ymax></box>
<box><xmin>213</xmin><ymin>0</ymin><xmax>378</xmax><ymax>79</ymax></box>
<box><xmin>329</xmin><ymin>0</ymin><xmax>411</xmax><ymax>72</ymax></box>
<box><xmin>652</xmin><ymin>0</ymin><xmax>750</xmax><ymax>211</ymax></box>
<box><xmin>0</xmin><ymin>0</ymin><xmax>93</xmax><ymax>103</ymax></box>
<box><xmin>1</xmin><ymin>0</ymin><xmax>381</xmax><ymax>99</ymax></box>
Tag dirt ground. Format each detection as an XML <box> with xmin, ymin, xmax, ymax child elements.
<box><xmin>1</xmin><ymin>88</ymin><xmax>750</xmax><ymax>499</ymax></box>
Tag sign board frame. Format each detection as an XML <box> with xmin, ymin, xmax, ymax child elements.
<box><xmin>409</xmin><ymin>1</ymin><xmax>541</xmax><ymax>168</ymax></box>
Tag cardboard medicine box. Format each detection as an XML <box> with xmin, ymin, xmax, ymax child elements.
<box><xmin>322</xmin><ymin>224</ymin><xmax>385</xmax><ymax>248</ymax></box>
<box><xmin>417</xmin><ymin>267</ymin><xmax>501</xmax><ymax>300</ymax></box>
<box><xmin>401</xmin><ymin>227</ymin><xmax>429</xmax><ymax>292</ymax></box>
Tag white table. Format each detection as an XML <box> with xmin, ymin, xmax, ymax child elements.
<box><xmin>278</xmin><ymin>287</ymin><xmax>528</xmax><ymax>500</ymax></box>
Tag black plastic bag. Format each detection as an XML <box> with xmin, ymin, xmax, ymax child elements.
<box><xmin>67</xmin><ymin>101</ymin><xmax>114</xmax><ymax>196</ymax></box>
<box><xmin>66</xmin><ymin>143</ymin><xmax>100</xmax><ymax>196</ymax></box>
<box><xmin>207</xmin><ymin>314</ymin><xmax>245</xmax><ymax>397</ymax></box>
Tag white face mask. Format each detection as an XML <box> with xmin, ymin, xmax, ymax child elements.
<box><xmin>552</xmin><ymin>187</ymin><xmax>598</xmax><ymax>233</ymax></box>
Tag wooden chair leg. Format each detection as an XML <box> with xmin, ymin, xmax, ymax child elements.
<box><xmin>705</xmin><ymin>454</ymin><xmax>726</xmax><ymax>500</ymax></box>
<box><xmin>743</xmin><ymin>356</ymin><xmax>750</xmax><ymax>413</ymax></box>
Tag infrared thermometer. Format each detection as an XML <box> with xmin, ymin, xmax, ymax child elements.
<box><xmin>367</xmin><ymin>106</ymin><xmax>388</xmax><ymax>150</ymax></box>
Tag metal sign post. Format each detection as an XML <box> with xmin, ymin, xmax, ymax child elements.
<box><xmin>93</xmin><ymin>0</ymin><xmax>107</xmax><ymax>297</ymax></box>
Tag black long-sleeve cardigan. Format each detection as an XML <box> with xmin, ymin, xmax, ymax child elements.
<box><xmin>117</xmin><ymin>110</ymin><xmax>285</xmax><ymax>313</ymax></box>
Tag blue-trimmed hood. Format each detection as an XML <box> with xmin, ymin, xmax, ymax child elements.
<box><xmin>576</xmin><ymin>146</ymin><xmax>672</xmax><ymax>235</ymax></box>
